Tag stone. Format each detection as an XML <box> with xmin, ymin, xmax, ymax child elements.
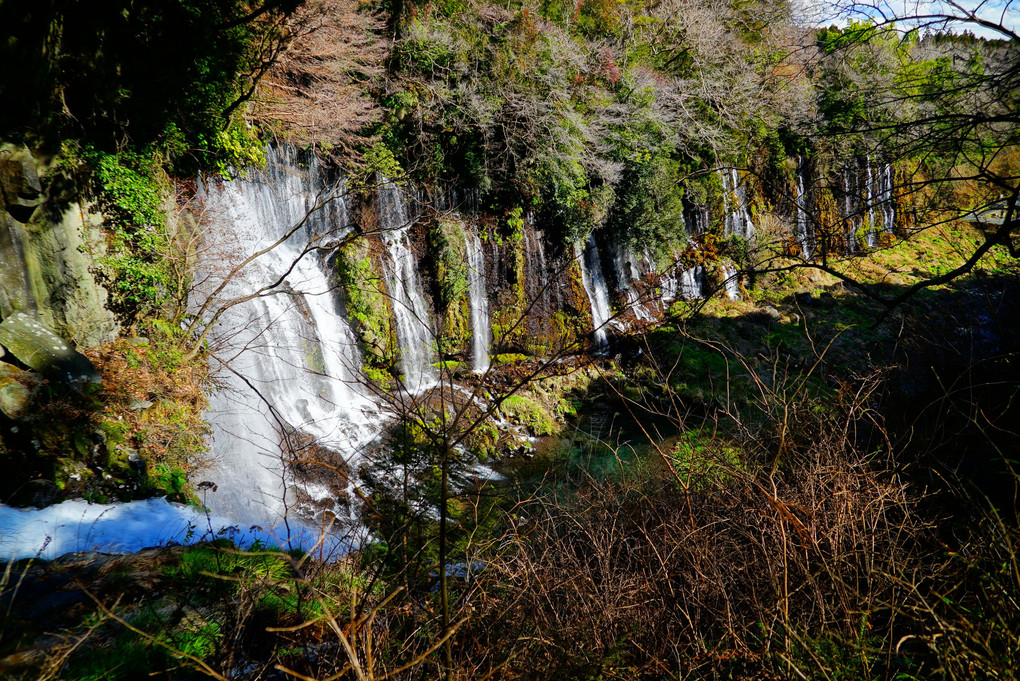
<box><xmin>1</xmin><ymin>204</ymin><xmax>34</xmax><ymax>319</ymax></box>
<box><xmin>127</xmin><ymin>397</ymin><xmax>153</xmax><ymax>411</ymax></box>
<box><xmin>17</xmin><ymin>479</ymin><xmax>61</xmax><ymax>507</ymax></box>
<box><xmin>758</xmin><ymin>304</ymin><xmax>783</xmax><ymax>321</ymax></box>
<box><xmin>0</xmin><ymin>372</ymin><xmax>32</xmax><ymax>418</ymax></box>
<box><xmin>0</xmin><ymin>143</ymin><xmax>119</xmax><ymax>347</ymax></box>
<box><xmin>0</xmin><ymin>144</ymin><xmax>43</xmax><ymax>216</ymax></box>
<box><xmin>0</xmin><ymin>312</ymin><xmax>101</xmax><ymax>389</ymax></box>
<box><xmin>22</xmin><ymin>199</ymin><xmax>120</xmax><ymax>346</ymax></box>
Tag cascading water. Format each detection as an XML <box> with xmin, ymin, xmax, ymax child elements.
<box><xmin>577</xmin><ymin>234</ymin><xmax>613</xmax><ymax>350</ymax></box>
<box><xmin>878</xmin><ymin>162</ymin><xmax>896</xmax><ymax>234</ymax></box>
<box><xmin>793</xmin><ymin>157</ymin><xmax>812</xmax><ymax>258</ymax></box>
<box><xmin>377</xmin><ymin>178</ymin><xmax>438</xmax><ymax>393</ymax></box>
<box><xmin>196</xmin><ymin>146</ymin><xmax>381</xmax><ymax>533</ymax></box>
<box><xmin>721</xmin><ymin>168</ymin><xmax>755</xmax><ymax>240</ymax></box>
<box><xmin>531</xmin><ymin>225</ymin><xmax>562</xmax><ymax>310</ymax></box>
<box><xmin>864</xmin><ymin>156</ymin><xmax>877</xmax><ymax>247</ymax></box>
<box><xmin>466</xmin><ymin>230</ymin><xmax>491</xmax><ymax>373</ymax></box>
<box><xmin>841</xmin><ymin>157</ymin><xmax>896</xmax><ymax>252</ymax></box>
<box><xmin>844</xmin><ymin>167</ymin><xmax>860</xmax><ymax>252</ymax></box>
<box><xmin>661</xmin><ymin>264</ymin><xmax>704</xmax><ymax>302</ymax></box>
<box><xmin>610</xmin><ymin>241</ymin><xmax>653</xmax><ymax>322</ymax></box>
<box><xmin>681</xmin><ymin>267</ymin><xmax>704</xmax><ymax>299</ymax></box>
<box><xmin>722</xmin><ymin>264</ymin><xmax>742</xmax><ymax>301</ymax></box>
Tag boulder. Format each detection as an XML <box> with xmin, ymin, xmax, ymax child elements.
<box><xmin>0</xmin><ymin>144</ymin><xmax>43</xmax><ymax>220</ymax></box>
<box><xmin>0</xmin><ymin>312</ymin><xmax>101</xmax><ymax>389</ymax></box>
<box><xmin>21</xmin><ymin>198</ymin><xmax>120</xmax><ymax>346</ymax></box>
<box><xmin>0</xmin><ymin>360</ymin><xmax>33</xmax><ymax>418</ymax></box>
<box><xmin>0</xmin><ymin>144</ymin><xmax>119</xmax><ymax>347</ymax></box>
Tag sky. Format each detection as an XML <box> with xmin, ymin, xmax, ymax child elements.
<box><xmin>794</xmin><ymin>0</ymin><xmax>1020</xmax><ymax>39</ymax></box>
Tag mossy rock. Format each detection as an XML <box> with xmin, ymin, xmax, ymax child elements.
<box><xmin>498</xmin><ymin>394</ymin><xmax>559</xmax><ymax>436</ymax></box>
<box><xmin>332</xmin><ymin>238</ymin><xmax>394</xmax><ymax>369</ymax></box>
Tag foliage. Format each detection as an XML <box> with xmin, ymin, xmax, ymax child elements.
<box><xmin>424</xmin><ymin>218</ymin><xmax>474</xmax><ymax>355</ymax></box>
<box><xmin>377</xmin><ymin>0</ymin><xmax>790</xmax><ymax>248</ymax></box>
<box><xmin>9</xmin><ymin>322</ymin><xmax>211</xmax><ymax>506</ymax></box>
<box><xmin>0</xmin><ymin>0</ymin><xmax>293</xmax><ymax>172</ymax></box>
<box><xmin>56</xmin><ymin>143</ymin><xmax>199</xmax><ymax>325</ymax></box>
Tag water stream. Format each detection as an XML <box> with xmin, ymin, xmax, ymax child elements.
<box><xmin>721</xmin><ymin>168</ymin><xmax>755</xmax><ymax>240</ymax></box>
<box><xmin>610</xmin><ymin>241</ymin><xmax>653</xmax><ymax>322</ymax></box>
<box><xmin>196</xmin><ymin>146</ymin><xmax>381</xmax><ymax>533</ymax></box>
<box><xmin>577</xmin><ymin>234</ymin><xmax>613</xmax><ymax>350</ymax></box>
<box><xmin>466</xmin><ymin>230</ymin><xmax>491</xmax><ymax>373</ymax></box>
<box><xmin>794</xmin><ymin>157</ymin><xmax>812</xmax><ymax>258</ymax></box>
<box><xmin>377</xmin><ymin>178</ymin><xmax>439</xmax><ymax>393</ymax></box>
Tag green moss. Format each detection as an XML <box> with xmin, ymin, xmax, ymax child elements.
<box><xmin>363</xmin><ymin>366</ymin><xmax>395</xmax><ymax>391</ymax></box>
<box><xmin>493</xmin><ymin>353</ymin><xmax>529</xmax><ymax>364</ymax></box>
<box><xmin>333</xmin><ymin>238</ymin><xmax>395</xmax><ymax>370</ymax></box>
<box><xmin>499</xmin><ymin>394</ymin><xmax>558</xmax><ymax>436</ymax></box>
<box><xmin>467</xmin><ymin>422</ymin><xmax>499</xmax><ymax>461</ymax></box>
<box><xmin>671</xmin><ymin>429</ymin><xmax>743</xmax><ymax>488</ymax></box>
<box><xmin>429</xmin><ymin>218</ymin><xmax>473</xmax><ymax>355</ymax></box>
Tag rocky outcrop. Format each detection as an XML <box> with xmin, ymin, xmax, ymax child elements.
<box><xmin>0</xmin><ymin>143</ymin><xmax>118</xmax><ymax>349</ymax></box>
<box><xmin>0</xmin><ymin>312</ymin><xmax>101</xmax><ymax>389</ymax></box>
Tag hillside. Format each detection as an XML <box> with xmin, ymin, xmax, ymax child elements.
<box><xmin>1</xmin><ymin>1</ymin><xmax>1019</xmax><ymax>679</ymax></box>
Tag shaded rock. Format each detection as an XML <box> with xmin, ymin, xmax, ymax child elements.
<box><xmin>794</xmin><ymin>291</ymin><xmax>814</xmax><ymax>307</ymax></box>
<box><xmin>0</xmin><ymin>312</ymin><xmax>101</xmax><ymax>389</ymax></box>
<box><xmin>0</xmin><ymin>208</ymin><xmax>34</xmax><ymax>318</ymax></box>
<box><xmin>6</xmin><ymin>479</ymin><xmax>61</xmax><ymax>507</ymax></box>
<box><xmin>0</xmin><ymin>144</ymin><xmax>43</xmax><ymax>215</ymax></box>
<box><xmin>0</xmin><ymin>374</ymin><xmax>32</xmax><ymax>418</ymax></box>
<box><xmin>0</xmin><ymin>360</ymin><xmax>36</xmax><ymax>418</ymax></box>
<box><xmin>22</xmin><ymin>196</ymin><xmax>120</xmax><ymax>346</ymax></box>
<box><xmin>757</xmin><ymin>303</ymin><xmax>783</xmax><ymax>322</ymax></box>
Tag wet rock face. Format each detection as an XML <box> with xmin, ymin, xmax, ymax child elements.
<box><xmin>0</xmin><ymin>311</ymin><xmax>101</xmax><ymax>389</ymax></box>
<box><xmin>0</xmin><ymin>143</ymin><xmax>119</xmax><ymax>348</ymax></box>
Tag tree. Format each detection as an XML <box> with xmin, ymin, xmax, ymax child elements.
<box><xmin>780</xmin><ymin>1</ymin><xmax>1020</xmax><ymax>307</ymax></box>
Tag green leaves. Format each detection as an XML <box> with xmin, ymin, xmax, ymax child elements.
<box><xmin>67</xmin><ymin>144</ymin><xmax>179</xmax><ymax>320</ymax></box>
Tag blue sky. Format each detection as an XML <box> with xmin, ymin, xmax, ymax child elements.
<box><xmin>795</xmin><ymin>0</ymin><xmax>1020</xmax><ymax>39</ymax></box>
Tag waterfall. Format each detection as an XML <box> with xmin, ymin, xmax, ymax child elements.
<box><xmin>794</xmin><ymin>157</ymin><xmax>812</xmax><ymax>259</ymax></box>
<box><xmin>721</xmin><ymin>168</ymin><xmax>755</xmax><ymax>240</ymax></box>
<box><xmin>522</xmin><ymin>224</ymin><xmax>563</xmax><ymax>344</ymax></box>
<box><xmin>841</xmin><ymin>157</ymin><xmax>895</xmax><ymax>252</ymax></box>
<box><xmin>661</xmin><ymin>264</ymin><xmax>704</xmax><ymax>302</ymax></box>
<box><xmin>879</xmin><ymin>162</ymin><xmax>896</xmax><ymax>234</ymax></box>
<box><xmin>377</xmin><ymin>178</ymin><xmax>438</xmax><ymax>393</ymax></box>
<box><xmin>466</xmin><ymin>230</ymin><xmax>490</xmax><ymax>373</ymax></box>
<box><xmin>610</xmin><ymin>241</ymin><xmax>653</xmax><ymax>322</ymax></box>
<box><xmin>577</xmin><ymin>234</ymin><xmax>612</xmax><ymax>350</ymax></box>
<box><xmin>196</xmin><ymin>146</ymin><xmax>380</xmax><ymax>532</ymax></box>
<box><xmin>843</xmin><ymin>166</ymin><xmax>858</xmax><ymax>252</ymax></box>
<box><xmin>722</xmin><ymin>264</ymin><xmax>742</xmax><ymax>301</ymax></box>
<box><xmin>865</xmin><ymin>156</ymin><xmax>877</xmax><ymax>247</ymax></box>
<box><xmin>680</xmin><ymin>266</ymin><xmax>704</xmax><ymax>299</ymax></box>
<box><xmin>523</xmin><ymin>226</ymin><xmax>549</xmax><ymax>316</ymax></box>
<box><xmin>534</xmin><ymin>226</ymin><xmax>563</xmax><ymax>310</ymax></box>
